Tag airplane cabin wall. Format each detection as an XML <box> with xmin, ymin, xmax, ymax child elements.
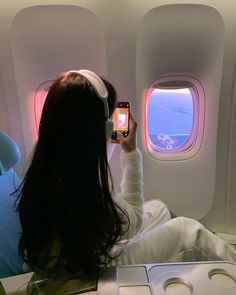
<box><xmin>136</xmin><ymin>4</ymin><xmax>224</xmax><ymax>221</ymax></box>
<box><xmin>0</xmin><ymin>0</ymin><xmax>236</xmax><ymax>235</ymax></box>
<box><xmin>11</xmin><ymin>5</ymin><xmax>108</xmax><ymax>159</ymax></box>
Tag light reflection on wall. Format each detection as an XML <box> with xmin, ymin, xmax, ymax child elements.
<box><xmin>142</xmin><ymin>88</ymin><xmax>149</xmax><ymax>150</ymax></box>
<box><xmin>28</xmin><ymin>90</ymin><xmax>48</xmax><ymax>142</ymax></box>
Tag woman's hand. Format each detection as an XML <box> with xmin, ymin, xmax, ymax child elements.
<box><xmin>117</xmin><ymin>113</ymin><xmax>137</xmax><ymax>152</ymax></box>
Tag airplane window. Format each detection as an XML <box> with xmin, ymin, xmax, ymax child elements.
<box><xmin>146</xmin><ymin>85</ymin><xmax>197</xmax><ymax>153</ymax></box>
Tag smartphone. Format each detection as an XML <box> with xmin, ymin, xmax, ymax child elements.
<box><xmin>111</xmin><ymin>102</ymin><xmax>130</xmax><ymax>140</ymax></box>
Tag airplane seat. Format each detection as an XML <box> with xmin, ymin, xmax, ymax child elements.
<box><xmin>0</xmin><ymin>130</ymin><xmax>24</xmax><ymax>278</ymax></box>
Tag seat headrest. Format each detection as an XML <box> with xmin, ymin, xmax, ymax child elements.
<box><xmin>0</xmin><ymin>130</ymin><xmax>21</xmax><ymax>175</ymax></box>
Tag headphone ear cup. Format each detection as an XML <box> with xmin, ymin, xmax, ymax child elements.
<box><xmin>106</xmin><ymin>119</ymin><xmax>114</xmax><ymax>140</ymax></box>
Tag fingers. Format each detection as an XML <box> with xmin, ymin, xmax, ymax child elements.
<box><xmin>129</xmin><ymin>112</ymin><xmax>135</xmax><ymax>122</ymax></box>
<box><xmin>117</xmin><ymin>113</ymin><xmax>137</xmax><ymax>140</ymax></box>
<box><xmin>117</xmin><ymin>131</ymin><xmax>124</xmax><ymax>143</ymax></box>
<box><xmin>112</xmin><ymin>113</ymin><xmax>137</xmax><ymax>152</ymax></box>
<box><xmin>129</xmin><ymin>113</ymin><xmax>137</xmax><ymax>136</ymax></box>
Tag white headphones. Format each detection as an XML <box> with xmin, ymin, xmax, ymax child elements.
<box><xmin>68</xmin><ymin>69</ymin><xmax>114</xmax><ymax>139</ymax></box>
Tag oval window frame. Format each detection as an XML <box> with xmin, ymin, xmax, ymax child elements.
<box><xmin>145</xmin><ymin>75</ymin><xmax>205</xmax><ymax>161</ymax></box>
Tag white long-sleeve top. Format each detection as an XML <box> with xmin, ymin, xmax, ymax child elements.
<box><xmin>108</xmin><ymin>148</ymin><xmax>144</xmax><ymax>260</ymax></box>
<box><xmin>109</xmin><ymin>150</ymin><xmax>236</xmax><ymax>266</ymax></box>
<box><xmin>113</xmin><ymin>148</ymin><xmax>144</xmax><ymax>240</ymax></box>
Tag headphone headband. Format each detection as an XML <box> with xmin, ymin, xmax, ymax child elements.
<box><xmin>68</xmin><ymin>69</ymin><xmax>109</xmax><ymax>118</ymax></box>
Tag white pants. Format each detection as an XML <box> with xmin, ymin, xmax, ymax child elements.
<box><xmin>110</xmin><ymin>200</ymin><xmax>236</xmax><ymax>266</ymax></box>
<box><xmin>138</xmin><ymin>200</ymin><xmax>172</xmax><ymax>236</ymax></box>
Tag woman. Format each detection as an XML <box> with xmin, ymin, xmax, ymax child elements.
<box><xmin>17</xmin><ymin>69</ymin><xmax>236</xmax><ymax>277</ymax></box>
<box><xmin>17</xmin><ymin>69</ymin><xmax>145</xmax><ymax>275</ymax></box>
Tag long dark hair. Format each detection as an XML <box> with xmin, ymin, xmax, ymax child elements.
<box><xmin>17</xmin><ymin>71</ymin><xmax>129</xmax><ymax>274</ymax></box>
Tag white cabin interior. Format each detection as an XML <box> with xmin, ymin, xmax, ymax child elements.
<box><xmin>0</xmin><ymin>0</ymin><xmax>236</xmax><ymax>255</ymax></box>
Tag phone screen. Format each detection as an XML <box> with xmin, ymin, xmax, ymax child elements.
<box><xmin>113</xmin><ymin>107</ymin><xmax>129</xmax><ymax>132</ymax></box>
<box><xmin>111</xmin><ymin>102</ymin><xmax>130</xmax><ymax>140</ymax></box>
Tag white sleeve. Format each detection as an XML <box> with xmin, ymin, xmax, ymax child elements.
<box><xmin>113</xmin><ymin>148</ymin><xmax>144</xmax><ymax>239</ymax></box>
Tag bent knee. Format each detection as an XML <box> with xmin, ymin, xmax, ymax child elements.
<box><xmin>143</xmin><ymin>199</ymin><xmax>169</xmax><ymax>212</ymax></box>
<box><xmin>173</xmin><ymin>216</ymin><xmax>205</xmax><ymax>231</ymax></box>
<box><xmin>144</xmin><ymin>199</ymin><xmax>171</xmax><ymax>220</ymax></box>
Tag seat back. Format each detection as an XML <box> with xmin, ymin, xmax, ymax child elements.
<box><xmin>0</xmin><ymin>130</ymin><xmax>23</xmax><ymax>278</ymax></box>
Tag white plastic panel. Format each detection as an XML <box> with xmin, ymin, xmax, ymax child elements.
<box><xmin>136</xmin><ymin>4</ymin><xmax>225</xmax><ymax>219</ymax></box>
<box><xmin>0</xmin><ymin>0</ymin><xmax>235</xmax><ymax>234</ymax></box>
<box><xmin>228</xmin><ymin>71</ymin><xmax>236</xmax><ymax>234</ymax></box>
<box><xmin>11</xmin><ymin>5</ymin><xmax>107</xmax><ymax>160</ymax></box>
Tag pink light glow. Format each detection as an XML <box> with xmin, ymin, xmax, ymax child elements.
<box><xmin>27</xmin><ymin>90</ymin><xmax>48</xmax><ymax>141</ymax></box>
<box><xmin>141</xmin><ymin>88</ymin><xmax>149</xmax><ymax>149</ymax></box>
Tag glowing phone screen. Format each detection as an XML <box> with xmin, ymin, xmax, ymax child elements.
<box><xmin>113</xmin><ymin>108</ymin><xmax>129</xmax><ymax>132</ymax></box>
